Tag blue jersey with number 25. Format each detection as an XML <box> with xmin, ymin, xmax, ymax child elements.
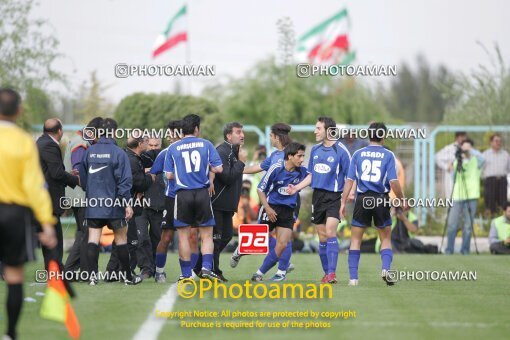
<box><xmin>347</xmin><ymin>145</ymin><xmax>398</xmax><ymax>194</ymax></box>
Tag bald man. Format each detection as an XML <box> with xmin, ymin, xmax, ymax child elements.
<box><xmin>36</xmin><ymin>118</ymin><xmax>80</xmax><ymax>267</ymax></box>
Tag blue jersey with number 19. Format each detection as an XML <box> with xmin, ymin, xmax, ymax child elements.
<box><xmin>164</xmin><ymin>136</ymin><xmax>222</xmax><ymax>192</ymax></box>
<box><xmin>347</xmin><ymin>145</ymin><xmax>398</xmax><ymax>194</ymax></box>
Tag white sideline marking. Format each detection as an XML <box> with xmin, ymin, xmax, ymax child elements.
<box><xmin>133</xmin><ymin>283</ymin><xmax>178</xmax><ymax>340</ymax></box>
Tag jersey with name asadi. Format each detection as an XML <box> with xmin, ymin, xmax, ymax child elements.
<box><xmin>164</xmin><ymin>136</ymin><xmax>222</xmax><ymax>191</ymax></box>
<box><xmin>308</xmin><ymin>141</ymin><xmax>351</xmax><ymax>192</ymax></box>
<box><xmin>257</xmin><ymin>163</ymin><xmax>309</xmax><ymax>208</ymax></box>
<box><xmin>347</xmin><ymin>145</ymin><xmax>398</xmax><ymax>194</ymax></box>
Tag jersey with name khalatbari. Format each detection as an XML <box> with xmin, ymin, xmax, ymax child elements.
<box><xmin>150</xmin><ymin>147</ymin><xmax>176</xmax><ymax>198</ymax></box>
<box><xmin>308</xmin><ymin>141</ymin><xmax>351</xmax><ymax>192</ymax></box>
<box><xmin>164</xmin><ymin>136</ymin><xmax>222</xmax><ymax>192</ymax></box>
<box><xmin>260</xmin><ymin>149</ymin><xmax>284</xmax><ymax>171</ymax></box>
<box><xmin>347</xmin><ymin>145</ymin><xmax>398</xmax><ymax>194</ymax></box>
<box><xmin>258</xmin><ymin>163</ymin><xmax>309</xmax><ymax>208</ymax></box>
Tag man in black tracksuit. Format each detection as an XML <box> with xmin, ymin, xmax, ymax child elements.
<box><xmin>194</xmin><ymin>122</ymin><xmax>246</xmax><ymax>281</ymax></box>
<box><xmin>106</xmin><ymin>137</ymin><xmax>154</xmax><ymax>276</ymax></box>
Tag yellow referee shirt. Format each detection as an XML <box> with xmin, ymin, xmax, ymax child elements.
<box><xmin>0</xmin><ymin>121</ymin><xmax>56</xmax><ymax>227</ymax></box>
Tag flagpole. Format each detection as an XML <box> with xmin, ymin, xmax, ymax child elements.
<box><xmin>185</xmin><ymin>2</ymin><xmax>192</xmax><ymax>95</ymax></box>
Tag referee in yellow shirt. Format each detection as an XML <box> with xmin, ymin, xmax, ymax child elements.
<box><xmin>0</xmin><ymin>88</ymin><xmax>57</xmax><ymax>340</ymax></box>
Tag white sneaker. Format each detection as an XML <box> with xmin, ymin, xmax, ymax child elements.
<box><xmin>230</xmin><ymin>247</ymin><xmax>242</xmax><ymax>268</ymax></box>
<box><xmin>348</xmin><ymin>279</ymin><xmax>358</xmax><ymax>286</ymax></box>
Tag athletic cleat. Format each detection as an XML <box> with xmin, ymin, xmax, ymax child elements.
<box><xmin>125</xmin><ymin>275</ymin><xmax>143</xmax><ymax>285</ymax></box>
<box><xmin>286</xmin><ymin>263</ymin><xmax>295</xmax><ymax>274</ymax></box>
<box><xmin>199</xmin><ymin>269</ymin><xmax>220</xmax><ymax>280</ymax></box>
<box><xmin>154</xmin><ymin>272</ymin><xmax>167</xmax><ymax>283</ymax></box>
<box><xmin>251</xmin><ymin>273</ymin><xmax>264</xmax><ymax>282</ymax></box>
<box><xmin>381</xmin><ymin>269</ymin><xmax>395</xmax><ymax>286</ymax></box>
<box><xmin>230</xmin><ymin>248</ymin><xmax>243</xmax><ymax>268</ymax></box>
<box><xmin>326</xmin><ymin>272</ymin><xmax>338</xmax><ymax>284</ymax></box>
<box><xmin>177</xmin><ymin>275</ymin><xmax>193</xmax><ymax>282</ymax></box>
<box><xmin>320</xmin><ymin>274</ymin><xmax>329</xmax><ymax>284</ymax></box>
<box><xmin>89</xmin><ymin>279</ymin><xmax>98</xmax><ymax>286</ymax></box>
<box><xmin>216</xmin><ymin>272</ymin><xmax>229</xmax><ymax>282</ymax></box>
<box><xmin>348</xmin><ymin>279</ymin><xmax>359</xmax><ymax>286</ymax></box>
<box><xmin>270</xmin><ymin>273</ymin><xmax>286</xmax><ymax>282</ymax></box>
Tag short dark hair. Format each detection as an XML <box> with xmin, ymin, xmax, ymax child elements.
<box><xmin>100</xmin><ymin>118</ymin><xmax>117</xmax><ymax>137</ymax></box>
<box><xmin>0</xmin><ymin>88</ymin><xmax>21</xmax><ymax>117</ymax></box>
<box><xmin>127</xmin><ymin>137</ymin><xmax>144</xmax><ymax>149</ymax></box>
<box><xmin>87</xmin><ymin>117</ymin><xmax>103</xmax><ymax>129</ymax></box>
<box><xmin>242</xmin><ymin>179</ymin><xmax>252</xmax><ymax>186</ymax></box>
<box><xmin>317</xmin><ymin>116</ymin><xmax>336</xmax><ymax>130</ymax></box>
<box><xmin>455</xmin><ymin>131</ymin><xmax>467</xmax><ymax>138</ymax></box>
<box><xmin>462</xmin><ymin>138</ymin><xmax>474</xmax><ymax>146</ymax></box>
<box><xmin>182</xmin><ymin>114</ymin><xmax>201</xmax><ymax>135</ymax></box>
<box><xmin>490</xmin><ymin>134</ymin><xmax>501</xmax><ymax>142</ymax></box>
<box><xmin>368</xmin><ymin>122</ymin><xmax>387</xmax><ymax>142</ymax></box>
<box><xmin>167</xmin><ymin>119</ymin><xmax>182</xmax><ymax>131</ymax></box>
<box><xmin>271</xmin><ymin>123</ymin><xmax>292</xmax><ymax>147</ymax></box>
<box><xmin>223</xmin><ymin>122</ymin><xmax>243</xmax><ymax>140</ymax></box>
<box><xmin>284</xmin><ymin>142</ymin><xmax>305</xmax><ymax>160</ymax></box>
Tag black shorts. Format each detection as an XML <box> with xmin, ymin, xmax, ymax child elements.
<box><xmin>258</xmin><ymin>204</ymin><xmax>295</xmax><ymax>230</ymax></box>
<box><xmin>160</xmin><ymin>196</ymin><xmax>175</xmax><ymax>230</ymax></box>
<box><xmin>85</xmin><ymin>218</ymin><xmax>128</xmax><ymax>230</ymax></box>
<box><xmin>311</xmin><ymin>189</ymin><xmax>342</xmax><ymax>225</ymax></box>
<box><xmin>0</xmin><ymin>204</ymin><xmax>36</xmax><ymax>266</ymax></box>
<box><xmin>174</xmin><ymin>188</ymin><xmax>215</xmax><ymax>227</ymax></box>
<box><xmin>352</xmin><ymin>191</ymin><xmax>391</xmax><ymax>228</ymax></box>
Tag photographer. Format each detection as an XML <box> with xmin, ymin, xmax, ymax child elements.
<box><xmin>445</xmin><ymin>139</ymin><xmax>484</xmax><ymax>255</ymax></box>
<box><xmin>233</xmin><ymin>180</ymin><xmax>259</xmax><ymax>230</ymax></box>
<box><xmin>435</xmin><ymin>131</ymin><xmax>467</xmax><ymax>198</ymax></box>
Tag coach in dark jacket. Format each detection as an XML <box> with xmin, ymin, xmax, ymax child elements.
<box><xmin>37</xmin><ymin>118</ymin><xmax>80</xmax><ymax>267</ymax></box>
<box><xmin>195</xmin><ymin>122</ymin><xmax>246</xmax><ymax>281</ymax></box>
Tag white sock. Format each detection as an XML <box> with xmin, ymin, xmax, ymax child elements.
<box><xmin>276</xmin><ymin>269</ymin><xmax>286</xmax><ymax>276</ymax></box>
<box><xmin>256</xmin><ymin>270</ymin><xmax>264</xmax><ymax>276</ymax></box>
<box><xmin>156</xmin><ymin>267</ymin><xmax>164</xmax><ymax>274</ymax></box>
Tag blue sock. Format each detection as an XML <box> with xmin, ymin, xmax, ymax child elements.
<box><xmin>269</xmin><ymin>236</ymin><xmax>276</xmax><ymax>250</ymax></box>
<box><xmin>259</xmin><ymin>248</ymin><xmax>279</xmax><ymax>274</ymax></box>
<box><xmin>179</xmin><ymin>259</ymin><xmax>192</xmax><ymax>278</ymax></box>
<box><xmin>348</xmin><ymin>250</ymin><xmax>361</xmax><ymax>280</ymax></box>
<box><xmin>191</xmin><ymin>252</ymin><xmax>199</xmax><ymax>269</ymax></box>
<box><xmin>326</xmin><ymin>237</ymin><xmax>339</xmax><ymax>274</ymax></box>
<box><xmin>380</xmin><ymin>248</ymin><xmax>393</xmax><ymax>271</ymax></box>
<box><xmin>278</xmin><ymin>241</ymin><xmax>292</xmax><ymax>271</ymax></box>
<box><xmin>155</xmin><ymin>252</ymin><xmax>167</xmax><ymax>272</ymax></box>
<box><xmin>202</xmin><ymin>253</ymin><xmax>213</xmax><ymax>271</ymax></box>
<box><xmin>319</xmin><ymin>242</ymin><xmax>328</xmax><ymax>274</ymax></box>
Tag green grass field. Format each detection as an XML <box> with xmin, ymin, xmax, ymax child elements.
<box><xmin>1</xmin><ymin>252</ymin><xmax>509</xmax><ymax>340</ymax></box>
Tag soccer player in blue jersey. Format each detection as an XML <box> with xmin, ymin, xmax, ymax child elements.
<box><xmin>288</xmin><ymin>117</ymin><xmax>351</xmax><ymax>284</ymax></box>
<box><xmin>163</xmin><ymin>114</ymin><xmax>223</xmax><ymax>280</ymax></box>
<box><xmin>230</xmin><ymin>123</ymin><xmax>295</xmax><ymax>272</ymax></box>
<box><xmin>340</xmin><ymin>122</ymin><xmax>406</xmax><ymax>286</ymax></box>
<box><xmin>252</xmin><ymin>142</ymin><xmax>309</xmax><ymax>282</ymax></box>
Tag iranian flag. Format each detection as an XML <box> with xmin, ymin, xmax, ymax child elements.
<box><xmin>152</xmin><ymin>5</ymin><xmax>188</xmax><ymax>58</ymax></box>
<box><xmin>297</xmin><ymin>8</ymin><xmax>355</xmax><ymax>65</ymax></box>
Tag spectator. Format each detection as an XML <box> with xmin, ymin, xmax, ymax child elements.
<box><xmin>488</xmin><ymin>203</ymin><xmax>510</xmax><ymax>254</ymax></box>
<box><xmin>482</xmin><ymin>134</ymin><xmax>510</xmax><ymax>216</ymax></box>
<box><xmin>375</xmin><ymin>209</ymin><xmax>438</xmax><ymax>253</ymax></box>
<box><xmin>233</xmin><ymin>180</ymin><xmax>260</xmax><ymax>231</ymax></box>
<box><xmin>435</xmin><ymin>131</ymin><xmax>468</xmax><ymax>198</ymax></box>
<box><xmin>445</xmin><ymin>139</ymin><xmax>484</xmax><ymax>255</ymax></box>
<box><xmin>36</xmin><ymin>118</ymin><xmax>80</xmax><ymax>267</ymax></box>
<box><xmin>63</xmin><ymin>117</ymin><xmax>103</xmax><ymax>276</ymax></box>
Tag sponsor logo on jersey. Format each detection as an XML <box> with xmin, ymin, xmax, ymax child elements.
<box><xmin>278</xmin><ymin>187</ymin><xmax>291</xmax><ymax>195</ymax></box>
<box><xmin>314</xmin><ymin>163</ymin><xmax>331</xmax><ymax>174</ymax></box>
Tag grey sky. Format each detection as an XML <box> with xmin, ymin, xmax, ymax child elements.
<box><xmin>34</xmin><ymin>0</ymin><xmax>509</xmax><ymax>103</ymax></box>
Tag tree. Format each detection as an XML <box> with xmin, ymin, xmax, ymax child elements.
<box><xmin>113</xmin><ymin>93</ymin><xmax>224</xmax><ymax>144</ymax></box>
<box><xmin>74</xmin><ymin>71</ymin><xmax>114</xmax><ymax>123</ymax></box>
<box><xmin>442</xmin><ymin>44</ymin><xmax>510</xmax><ymax>125</ymax></box>
<box><xmin>382</xmin><ymin>55</ymin><xmax>455</xmax><ymax>123</ymax></box>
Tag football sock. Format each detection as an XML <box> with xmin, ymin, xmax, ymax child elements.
<box><xmin>326</xmin><ymin>237</ymin><xmax>339</xmax><ymax>274</ymax></box>
<box><xmin>319</xmin><ymin>241</ymin><xmax>328</xmax><ymax>273</ymax></box>
<box><xmin>380</xmin><ymin>248</ymin><xmax>393</xmax><ymax>271</ymax></box>
<box><xmin>348</xmin><ymin>249</ymin><xmax>361</xmax><ymax>280</ymax></box>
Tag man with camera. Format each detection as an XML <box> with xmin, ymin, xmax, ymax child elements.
<box><xmin>435</xmin><ymin>131</ymin><xmax>467</xmax><ymax>198</ymax></box>
<box><xmin>445</xmin><ymin>139</ymin><xmax>484</xmax><ymax>254</ymax></box>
